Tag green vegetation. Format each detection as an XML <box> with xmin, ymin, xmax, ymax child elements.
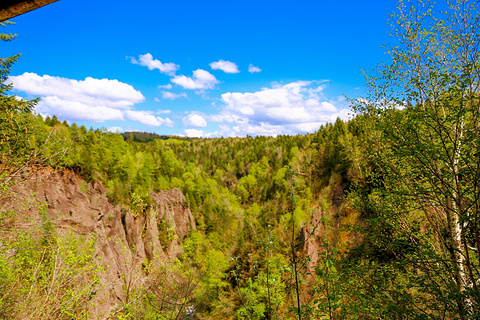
<box><xmin>0</xmin><ymin>201</ymin><xmax>100</xmax><ymax>319</ymax></box>
<box><xmin>1</xmin><ymin>0</ymin><xmax>480</xmax><ymax>318</ymax></box>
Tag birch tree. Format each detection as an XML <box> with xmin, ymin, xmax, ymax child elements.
<box><xmin>353</xmin><ymin>0</ymin><xmax>480</xmax><ymax>318</ymax></box>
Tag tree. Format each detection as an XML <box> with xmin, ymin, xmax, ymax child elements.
<box><xmin>0</xmin><ymin>21</ymin><xmax>66</xmax><ymax>197</ymax></box>
<box><xmin>352</xmin><ymin>0</ymin><xmax>480</xmax><ymax>318</ymax></box>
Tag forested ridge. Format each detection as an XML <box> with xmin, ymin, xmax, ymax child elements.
<box><xmin>1</xmin><ymin>0</ymin><xmax>480</xmax><ymax>319</ymax></box>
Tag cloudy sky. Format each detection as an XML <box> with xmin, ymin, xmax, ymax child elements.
<box><xmin>4</xmin><ymin>0</ymin><xmax>395</xmax><ymax>137</ymax></box>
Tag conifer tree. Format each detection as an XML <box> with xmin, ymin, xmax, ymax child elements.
<box><xmin>0</xmin><ymin>21</ymin><xmax>40</xmax><ymax>190</ymax></box>
<box><xmin>0</xmin><ymin>21</ymin><xmax>65</xmax><ymax>195</ymax></box>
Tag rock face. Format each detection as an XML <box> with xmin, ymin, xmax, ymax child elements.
<box><xmin>1</xmin><ymin>169</ymin><xmax>195</xmax><ymax>317</ymax></box>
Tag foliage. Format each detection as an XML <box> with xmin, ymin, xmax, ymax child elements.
<box><xmin>5</xmin><ymin>1</ymin><xmax>480</xmax><ymax>318</ymax></box>
<box><xmin>0</xmin><ymin>203</ymin><xmax>100</xmax><ymax>319</ymax></box>
<box><xmin>121</xmin><ymin>131</ymin><xmax>187</xmax><ymax>143</ymax></box>
<box><xmin>0</xmin><ymin>21</ymin><xmax>66</xmax><ymax>199</ymax></box>
<box><xmin>349</xmin><ymin>0</ymin><xmax>480</xmax><ymax>318</ymax></box>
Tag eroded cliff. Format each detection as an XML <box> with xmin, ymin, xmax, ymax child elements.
<box><xmin>1</xmin><ymin>169</ymin><xmax>195</xmax><ymax>317</ymax></box>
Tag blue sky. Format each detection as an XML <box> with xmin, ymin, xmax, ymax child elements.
<box><xmin>4</xmin><ymin>0</ymin><xmax>396</xmax><ymax>137</ymax></box>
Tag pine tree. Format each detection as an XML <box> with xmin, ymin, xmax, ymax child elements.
<box><xmin>0</xmin><ymin>21</ymin><xmax>40</xmax><ymax>190</ymax></box>
<box><xmin>0</xmin><ymin>21</ymin><xmax>66</xmax><ymax>194</ymax></box>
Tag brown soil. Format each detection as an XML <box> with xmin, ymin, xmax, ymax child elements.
<box><xmin>1</xmin><ymin>169</ymin><xmax>196</xmax><ymax>317</ymax></box>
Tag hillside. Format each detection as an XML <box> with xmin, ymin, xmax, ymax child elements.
<box><xmin>1</xmin><ymin>168</ymin><xmax>196</xmax><ymax>317</ymax></box>
<box><xmin>2</xmin><ymin>1</ymin><xmax>480</xmax><ymax>318</ymax></box>
<box><xmin>3</xmin><ymin>101</ymin><xmax>480</xmax><ymax>319</ymax></box>
<box><xmin>1</xmin><ymin>114</ymin><xmax>362</xmax><ymax>318</ymax></box>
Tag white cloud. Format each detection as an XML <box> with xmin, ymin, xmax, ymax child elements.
<box><xmin>107</xmin><ymin>126</ymin><xmax>123</xmax><ymax>133</ymax></box>
<box><xmin>37</xmin><ymin>96</ymin><xmax>124</xmax><ymax>122</ymax></box>
<box><xmin>161</xmin><ymin>91</ymin><xmax>188</xmax><ymax>100</ymax></box>
<box><xmin>209</xmin><ymin>60</ymin><xmax>240</xmax><ymax>74</ymax></box>
<box><xmin>211</xmin><ymin>81</ymin><xmax>351</xmax><ymax>137</ymax></box>
<box><xmin>161</xmin><ymin>118</ymin><xmax>175</xmax><ymax>127</ymax></box>
<box><xmin>185</xmin><ymin>129</ymin><xmax>224</xmax><ymax>138</ymax></box>
<box><xmin>210</xmin><ymin>113</ymin><xmax>245</xmax><ymax>124</ymax></box>
<box><xmin>9</xmin><ymin>72</ymin><xmax>145</xmax><ymax>109</ymax></box>
<box><xmin>130</xmin><ymin>53</ymin><xmax>179</xmax><ymax>76</ymax></box>
<box><xmin>185</xmin><ymin>129</ymin><xmax>205</xmax><ymax>137</ymax></box>
<box><xmin>9</xmin><ymin>73</ymin><xmax>146</xmax><ymax>123</ymax></box>
<box><xmin>221</xmin><ymin>81</ymin><xmax>337</xmax><ymax>125</ymax></box>
<box><xmin>248</xmin><ymin>64</ymin><xmax>262</xmax><ymax>73</ymax></box>
<box><xmin>8</xmin><ymin>72</ymin><xmax>179</xmax><ymax>128</ymax></box>
<box><xmin>183</xmin><ymin>113</ymin><xmax>207</xmax><ymax>128</ymax></box>
<box><xmin>125</xmin><ymin>110</ymin><xmax>174</xmax><ymax>127</ymax></box>
<box><xmin>171</xmin><ymin>69</ymin><xmax>219</xmax><ymax>90</ymax></box>
<box><xmin>158</xmin><ymin>83</ymin><xmax>172</xmax><ymax>89</ymax></box>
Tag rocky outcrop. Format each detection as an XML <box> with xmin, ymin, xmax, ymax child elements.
<box><xmin>1</xmin><ymin>169</ymin><xmax>196</xmax><ymax>317</ymax></box>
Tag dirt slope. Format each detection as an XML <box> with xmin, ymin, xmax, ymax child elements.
<box><xmin>1</xmin><ymin>169</ymin><xmax>195</xmax><ymax>317</ymax></box>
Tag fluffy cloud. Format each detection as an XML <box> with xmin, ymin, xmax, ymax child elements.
<box><xmin>155</xmin><ymin>109</ymin><xmax>172</xmax><ymax>114</ymax></box>
<box><xmin>171</xmin><ymin>69</ymin><xmax>219</xmax><ymax>90</ymax></box>
<box><xmin>9</xmin><ymin>72</ymin><xmax>144</xmax><ymax>122</ymax></box>
<box><xmin>211</xmin><ymin>81</ymin><xmax>351</xmax><ymax>137</ymax></box>
<box><xmin>185</xmin><ymin>129</ymin><xmax>205</xmax><ymax>137</ymax></box>
<box><xmin>9</xmin><ymin>72</ymin><xmax>175</xmax><ymax>128</ymax></box>
<box><xmin>221</xmin><ymin>81</ymin><xmax>337</xmax><ymax>124</ymax></box>
<box><xmin>36</xmin><ymin>96</ymin><xmax>124</xmax><ymax>122</ymax></box>
<box><xmin>130</xmin><ymin>53</ymin><xmax>179</xmax><ymax>76</ymax></box>
<box><xmin>161</xmin><ymin>118</ymin><xmax>176</xmax><ymax>127</ymax></box>
<box><xmin>183</xmin><ymin>113</ymin><xmax>207</xmax><ymax>128</ymax></box>
<box><xmin>9</xmin><ymin>72</ymin><xmax>144</xmax><ymax>109</ymax></box>
<box><xmin>209</xmin><ymin>60</ymin><xmax>240</xmax><ymax>74</ymax></box>
<box><xmin>158</xmin><ymin>84</ymin><xmax>172</xmax><ymax>89</ymax></box>
<box><xmin>107</xmin><ymin>126</ymin><xmax>123</xmax><ymax>133</ymax></box>
<box><xmin>125</xmin><ymin>110</ymin><xmax>174</xmax><ymax>127</ymax></box>
<box><xmin>248</xmin><ymin>64</ymin><xmax>262</xmax><ymax>73</ymax></box>
<box><xmin>161</xmin><ymin>91</ymin><xmax>188</xmax><ymax>100</ymax></box>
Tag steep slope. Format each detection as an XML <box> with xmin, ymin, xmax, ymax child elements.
<box><xmin>1</xmin><ymin>168</ymin><xmax>195</xmax><ymax>317</ymax></box>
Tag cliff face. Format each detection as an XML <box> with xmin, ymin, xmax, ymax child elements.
<box><xmin>1</xmin><ymin>169</ymin><xmax>195</xmax><ymax>317</ymax></box>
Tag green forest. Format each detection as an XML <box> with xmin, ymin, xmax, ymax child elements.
<box><xmin>1</xmin><ymin>0</ymin><xmax>480</xmax><ymax>319</ymax></box>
